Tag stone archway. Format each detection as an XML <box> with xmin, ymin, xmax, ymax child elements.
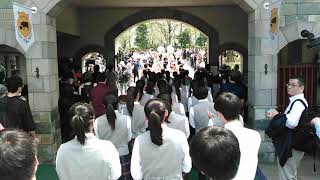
<box><xmin>104</xmin><ymin>8</ymin><xmax>219</xmax><ymax>66</ymax></box>
<box><xmin>218</xmin><ymin>42</ymin><xmax>248</xmax><ymax>74</ymax></box>
<box><xmin>73</xmin><ymin>44</ymin><xmax>106</xmax><ymax>67</ymax></box>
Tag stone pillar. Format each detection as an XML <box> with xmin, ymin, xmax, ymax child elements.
<box><xmin>247</xmin><ymin>7</ymin><xmax>278</xmax><ymax>163</ymax></box>
<box><xmin>25</xmin><ymin>12</ymin><xmax>60</xmax><ymax>164</ymax></box>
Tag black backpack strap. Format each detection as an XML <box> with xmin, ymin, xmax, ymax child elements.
<box><xmin>287</xmin><ymin>99</ymin><xmax>307</xmax><ymax>114</ymax></box>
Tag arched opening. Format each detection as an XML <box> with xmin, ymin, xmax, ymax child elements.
<box><xmin>218</xmin><ymin>50</ymin><xmax>243</xmax><ymax>72</ymax></box>
<box><xmin>81</xmin><ymin>52</ymin><xmax>106</xmax><ymax>73</ymax></box>
<box><xmin>0</xmin><ymin>45</ymin><xmax>27</xmax><ymax>96</ymax></box>
<box><xmin>277</xmin><ymin>39</ymin><xmax>318</xmax><ymax>111</ymax></box>
<box><xmin>105</xmin><ymin>8</ymin><xmax>219</xmax><ymax>67</ymax></box>
<box><xmin>114</xmin><ymin>19</ymin><xmax>209</xmax><ymax>71</ymax></box>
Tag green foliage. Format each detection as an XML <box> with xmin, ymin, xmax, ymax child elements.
<box><xmin>135</xmin><ymin>23</ymin><xmax>149</xmax><ymax>49</ymax></box>
<box><xmin>196</xmin><ymin>33</ymin><xmax>208</xmax><ymax>47</ymax></box>
<box><xmin>177</xmin><ymin>29</ymin><xmax>191</xmax><ymax>48</ymax></box>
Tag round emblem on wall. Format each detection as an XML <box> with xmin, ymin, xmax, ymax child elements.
<box><xmin>16</xmin><ymin>12</ymin><xmax>31</xmax><ymax>38</ymax></box>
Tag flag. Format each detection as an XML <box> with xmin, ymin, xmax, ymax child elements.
<box><xmin>12</xmin><ymin>2</ymin><xmax>35</xmax><ymax>52</ymax></box>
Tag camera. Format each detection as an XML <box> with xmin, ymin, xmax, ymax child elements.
<box><xmin>301</xmin><ymin>30</ymin><xmax>320</xmax><ymax>48</ymax></box>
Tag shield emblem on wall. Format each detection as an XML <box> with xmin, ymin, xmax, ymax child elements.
<box><xmin>17</xmin><ymin>12</ymin><xmax>32</xmax><ymax>39</ymax></box>
<box><xmin>269</xmin><ymin>8</ymin><xmax>279</xmax><ymax>40</ymax></box>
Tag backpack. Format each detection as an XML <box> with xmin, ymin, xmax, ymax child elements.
<box><xmin>288</xmin><ymin>99</ymin><xmax>320</xmax><ymax>171</ymax></box>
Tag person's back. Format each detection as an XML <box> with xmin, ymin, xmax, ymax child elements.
<box><xmin>95</xmin><ymin>111</ymin><xmax>130</xmax><ymax>156</ymax></box>
<box><xmin>90</xmin><ymin>73</ymin><xmax>111</xmax><ymax>117</ymax></box>
<box><xmin>56</xmin><ymin>135</ymin><xmax>119</xmax><ymax>180</ymax></box>
<box><xmin>225</xmin><ymin>121</ymin><xmax>261</xmax><ymax>180</ymax></box>
<box><xmin>0</xmin><ymin>76</ymin><xmax>35</xmax><ymax>134</ymax></box>
<box><xmin>215</xmin><ymin>92</ymin><xmax>261</xmax><ymax>180</ymax></box>
<box><xmin>56</xmin><ymin>103</ymin><xmax>121</xmax><ymax>180</ymax></box>
<box><xmin>131</xmin><ymin>99</ymin><xmax>191</xmax><ymax>180</ymax></box>
<box><xmin>136</xmin><ymin>127</ymin><xmax>188</xmax><ymax>179</ymax></box>
<box><xmin>122</xmin><ymin>102</ymin><xmax>146</xmax><ymax>138</ymax></box>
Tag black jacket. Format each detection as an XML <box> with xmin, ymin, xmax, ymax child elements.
<box><xmin>265</xmin><ymin>113</ymin><xmax>293</xmax><ymax>167</ymax></box>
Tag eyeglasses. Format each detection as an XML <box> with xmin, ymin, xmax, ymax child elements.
<box><xmin>286</xmin><ymin>83</ymin><xmax>300</xmax><ymax>88</ymax></box>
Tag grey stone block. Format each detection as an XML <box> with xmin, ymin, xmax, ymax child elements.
<box><xmin>258</xmin><ymin>152</ymin><xmax>275</xmax><ymax>163</ymax></box>
<box><xmin>260</xmin><ymin>141</ymin><xmax>275</xmax><ymax>153</ymax></box>
<box><xmin>38</xmin><ymin>144</ymin><xmax>56</xmax><ymax>164</ymax></box>
<box><xmin>285</xmin><ymin>15</ymin><xmax>308</xmax><ymax>25</ymax></box>
<box><xmin>281</xmin><ymin>4</ymin><xmax>298</xmax><ymax>16</ymax></box>
<box><xmin>254</xmin><ymin>119</ymin><xmax>271</xmax><ymax>130</ymax></box>
<box><xmin>36</xmin><ymin>122</ymin><xmax>53</xmax><ymax>134</ymax></box>
<box><xmin>298</xmin><ymin>4</ymin><xmax>320</xmax><ymax>15</ymax></box>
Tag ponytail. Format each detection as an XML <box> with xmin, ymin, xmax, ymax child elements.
<box><xmin>148</xmin><ymin>111</ymin><xmax>163</xmax><ymax>146</ymax></box>
<box><xmin>71</xmin><ymin>115</ymin><xmax>86</xmax><ymax>145</ymax></box>
<box><xmin>126</xmin><ymin>87</ymin><xmax>138</xmax><ymax>116</ymax></box>
<box><xmin>70</xmin><ymin>103</ymin><xmax>95</xmax><ymax>145</ymax></box>
<box><xmin>106</xmin><ymin>104</ymin><xmax>116</xmax><ymax>130</ymax></box>
<box><xmin>103</xmin><ymin>94</ymin><xmax>119</xmax><ymax>130</ymax></box>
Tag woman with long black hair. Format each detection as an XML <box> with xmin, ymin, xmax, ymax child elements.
<box><xmin>130</xmin><ymin>99</ymin><xmax>191</xmax><ymax>180</ymax></box>
<box><xmin>95</xmin><ymin>94</ymin><xmax>132</xmax><ymax>179</ymax></box>
<box><xmin>56</xmin><ymin>103</ymin><xmax>121</xmax><ymax>180</ymax></box>
<box><xmin>122</xmin><ymin>87</ymin><xmax>147</xmax><ymax>141</ymax></box>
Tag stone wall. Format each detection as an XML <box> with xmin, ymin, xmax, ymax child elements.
<box><xmin>0</xmin><ymin>0</ymin><xmax>61</xmax><ymax>164</ymax></box>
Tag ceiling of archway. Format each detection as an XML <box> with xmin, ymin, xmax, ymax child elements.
<box><xmin>72</xmin><ymin>0</ymin><xmax>234</xmax><ymax>7</ymax></box>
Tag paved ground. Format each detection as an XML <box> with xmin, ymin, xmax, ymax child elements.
<box><xmin>259</xmin><ymin>155</ymin><xmax>320</xmax><ymax>180</ymax></box>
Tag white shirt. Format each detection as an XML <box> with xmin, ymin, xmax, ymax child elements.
<box><xmin>56</xmin><ymin>133</ymin><xmax>121</xmax><ymax>180</ymax></box>
<box><xmin>225</xmin><ymin>121</ymin><xmax>261</xmax><ymax>180</ymax></box>
<box><xmin>172</xmin><ymin>102</ymin><xmax>186</xmax><ymax>116</ymax></box>
<box><xmin>284</xmin><ymin>94</ymin><xmax>308</xmax><ymax>129</ymax></box>
<box><xmin>131</xmin><ymin>124</ymin><xmax>192</xmax><ymax>180</ymax></box>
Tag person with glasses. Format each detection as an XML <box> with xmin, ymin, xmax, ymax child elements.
<box><xmin>266</xmin><ymin>76</ymin><xmax>308</xmax><ymax>180</ymax></box>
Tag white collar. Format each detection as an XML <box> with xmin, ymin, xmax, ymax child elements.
<box><xmin>289</xmin><ymin>93</ymin><xmax>305</xmax><ymax>102</ymax></box>
<box><xmin>134</xmin><ymin>102</ymin><xmax>140</xmax><ymax>105</ymax></box>
<box><xmin>225</xmin><ymin>120</ymin><xmax>243</xmax><ymax>128</ymax></box>
<box><xmin>198</xmin><ymin>98</ymin><xmax>208</xmax><ymax>102</ymax></box>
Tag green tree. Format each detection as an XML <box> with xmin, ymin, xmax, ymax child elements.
<box><xmin>196</xmin><ymin>33</ymin><xmax>208</xmax><ymax>47</ymax></box>
<box><xmin>135</xmin><ymin>23</ymin><xmax>149</xmax><ymax>49</ymax></box>
<box><xmin>177</xmin><ymin>29</ymin><xmax>191</xmax><ymax>48</ymax></box>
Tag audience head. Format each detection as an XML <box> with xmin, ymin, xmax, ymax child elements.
<box><xmin>229</xmin><ymin>71</ymin><xmax>242</xmax><ymax>83</ymax></box>
<box><xmin>0</xmin><ymin>129</ymin><xmax>39</xmax><ymax>180</ymax></box>
<box><xmin>144</xmin><ymin>99</ymin><xmax>168</xmax><ymax>146</ymax></box>
<box><xmin>157</xmin><ymin>93</ymin><xmax>173</xmax><ymax>118</ymax></box>
<box><xmin>214</xmin><ymin>92</ymin><xmax>241</xmax><ymax>122</ymax></box>
<box><xmin>287</xmin><ymin>75</ymin><xmax>305</xmax><ymax>96</ymax></box>
<box><xmin>70</xmin><ymin>103</ymin><xmax>95</xmax><ymax>145</ymax></box>
<box><xmin>6</xmin><ymin>76</ymin><xmax>23</xmax><ymax>94</ymax></box>
<box><xmin>190</xmin><ymin>126</ymin><xmax>240</xmax><ymax>180</ymax></box>
<box><xmin>103</xmin><ymin>94</ymin><xmax>119</xmax><ymax>130</ymax></box>
<box><xmin>96</xmin><ymin>73</ymin><xmax>106</xmax><ymax>83</ymax></box>
<box><xmin>93</xmin><ymin>65</ymin><xmax>100</xmax><ymax>73</ymax></box>
<box><xmin>194</xmin><ymin>86</ymin><xmax>208</xmax><ymax>100</ymax></box>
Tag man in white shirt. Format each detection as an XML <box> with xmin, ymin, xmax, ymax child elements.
<box><xmin>214</xmin><ymin>92</ymin><xmax>261</xmax><ymax>180</ymax></box>
<box><xmin>266</xmin><ymin>76</ymin><xmax>308</xmax><ymax>180</ymax></box>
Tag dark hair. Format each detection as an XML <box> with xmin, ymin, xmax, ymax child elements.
<box><xmin>194</xmin><ymin>86</ymin><xmax>208</xmax><ymax>100</ymax></box>
<box><xmin>214</xmin><ymin>92</ymin><xmax>241</xmax><ymax>121</ymax></box>
<box><xmin>173</xmin><ymin>76</ymin><xmax>181</xmax><ymax>102</ymax></box>
<box><xmin>93</xmin><ymin>64</ymin><xmax>100</xmax><ymax>72</ymax></box>
<box><xmin>103</xmin><ymin>94</ymin><xmax>119</xmax><ymax>130</ymax></box>
<box><xmin>229</xmin><ymin>71</ymin><xmax>242</xmax><ymax>83</ymax></box>
<box><xmin>70</xmin><ymin>103</ymin><xmax>95</xmax><ymax>145</ymax></box>
<box><xmin>289</xmin><ymin>75</ymin><xmax>305</xmax><ymax>86</ymax></box>
<box><xmin>135</xmin><ymin>80</ymin><xmax>145</xmax><ymax>100</ymax></box>
<box><xmin>0</xmin><ymin>129</ymin><xmax>38</xmax><ymax>180</ymax></box>
<box><xmin>190</xmin><ymin>126</ymin><xmax>240</xmax><ymax>180</ymax></box>
<box><xmin>126</xmin><ymin>87</ymin><xmax>139</xmax><ymax>116</ymax></box>
<box><xmin>96</xmin><ymin>72</ymin><xmax>106</xmax><ymax>82</ymax></box>
<box><xmin>6</xmin><ymin>76</ymin><xmax>23</xmax><ymax>93</ymax></box>
<box><xmin>165</xmin><ymin>71</ymin><xmax>171</xmax><ymax>83</ymax></box>
<box><xmin>144</xmin><ymin>99</ymin><xmax>166</xmax><ymax>146</ymax></box>
<box><xmin>145</xmin><ymin>79</ymin><xmax>156</xmax><ymax>94</ymax></box>
<box><xmin>157</xmin><ymin>93</ymin><xmax>172</xmax><ymax>122</ymax></box>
